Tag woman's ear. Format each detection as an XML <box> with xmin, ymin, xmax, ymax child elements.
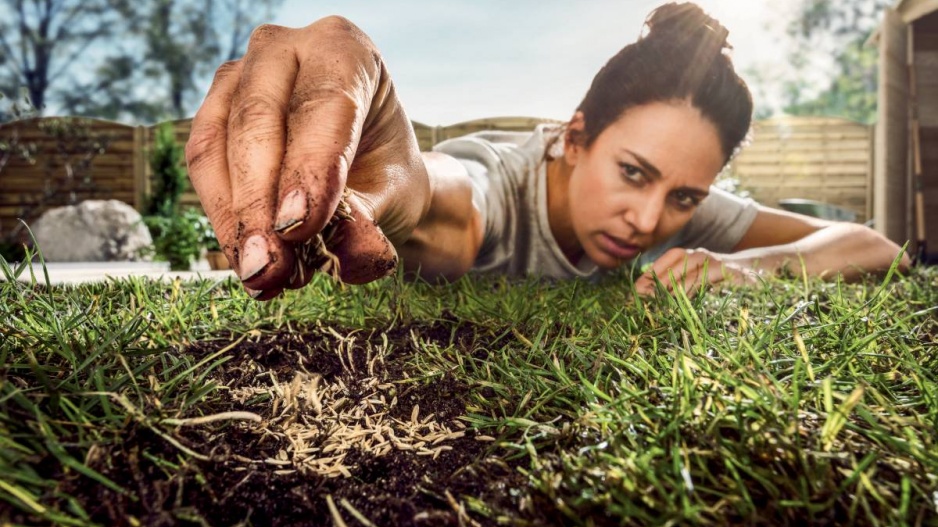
<box><xmin>564</xmin><ymin>111</ymin><xmax>585</xmax><ymax>165</ymax></box>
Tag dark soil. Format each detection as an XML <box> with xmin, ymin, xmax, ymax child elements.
<box><xmin>54</xmin><ymin>321</ymin><xmax>554</xmax><ymax>527</ymax></box>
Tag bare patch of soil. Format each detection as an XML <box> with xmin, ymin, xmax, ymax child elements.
<box><xmin>58</xmin><ymin>322</ymin><xmax>552</xmax><ymax>526</ymax></box>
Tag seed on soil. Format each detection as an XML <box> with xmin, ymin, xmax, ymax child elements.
<box><xmin>226</xmin><ymin>345</ymin><xmax>470</xmax><ymax>479</ymax></box>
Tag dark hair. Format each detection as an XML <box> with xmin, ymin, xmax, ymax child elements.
<box><xmin>571</xmin><ymin>2</ymin><xmax>752</xmax><ymax>163</ymax></box>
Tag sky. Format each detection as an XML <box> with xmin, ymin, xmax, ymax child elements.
<box><xmin>267</xmin><ymin>0</ymin><xmax>801</xmax><ymax>125</ymax></box>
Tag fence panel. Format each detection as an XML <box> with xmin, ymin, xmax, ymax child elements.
<box><xmin>0</xmin><ymin>114</ymin><xmax>873</xmax><ymax>243</ymax></box>
<box><xmin>730</xmin><ymin>117</ymin><xmax>873</xmax><ymax>222</ymax></box>
<box><xmin>0</xmin><ymin>117</ymin><xmax>137</xmax><ymax>239</ymax></box>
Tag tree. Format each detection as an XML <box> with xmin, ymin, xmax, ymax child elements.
<box><xmin>0</xmin><ymin>0</ymin><xmax>134</xmax><ymax>116</ymax></box>
<box><xmin>57</xmin><ymin>0</ymin><xmax>282</xmax><ymax>122</ymax></box>
<box><xmin>782</xmin><ymin>0</ymin><xmax>891</xmax><ymax>123</ymax></box>
<box><xmin>55</xmin><ymin>55</ymin><xmax>168</xmax><ymax>123</ymax></box>
<box><xmin>2</xmin><ymin>0</ymin><xmax>282</xmax><ymax>123</ymax></box>
<box><xmin>141</xmin><ymin>0</ymin><xmax>283</xmax><ymax>119</ymax></box>
<box><xmin>784</xmin><ymin>38</ymin><xmax>880</xmax><ymax>123</ymax></box>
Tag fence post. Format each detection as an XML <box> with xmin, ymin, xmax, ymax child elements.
<box><xmin>132</xmin><ymin>125</ymin><xmax>147</xmax><ymax>212</ymax></box>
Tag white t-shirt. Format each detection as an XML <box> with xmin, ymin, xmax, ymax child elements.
<box><xmin>433</xmin><ymin>124</ymin><xmax>759</xmax><ymax>279</ymax></box>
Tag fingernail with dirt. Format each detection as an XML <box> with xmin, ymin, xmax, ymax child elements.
<box><xmin>275</xmin><ymin>189</ymin><xmax>308</xmax><ymax>234</ymax></box>
<box><xmin>244</xmin><ymin>286</ymin><xmax>264</xmax><ymax>299</ymax></box>
<box><xmin>239</xmin><ymin>235</ymin><xmax>270</xmax><ymax>282</ymax></box>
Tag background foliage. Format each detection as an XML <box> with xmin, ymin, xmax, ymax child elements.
<box><xmin>0</xmin><ymin>0</ymin><xmax>283</xmax><ymax>124</ymax></box>
<box><xmin>0</xmin><ymin>0</ymin><xmax>899</xmax><ymax>125</ymax></box>
<box><xmin>780</xmin><ymin>0</ymin><xmax>892</xmax><ymax>123</ymax></box>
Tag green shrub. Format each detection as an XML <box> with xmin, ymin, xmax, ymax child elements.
<box><xmin>142</xmin><ymin>209</ymin><xmax>209</xmax><ymax>271</ymax></box>
<box><xmin>0</xmin><ymin>241</ymin><xmax>26</xmax><ymax>262</ymax></box>
<box><xmin>141</xmin><ymin>122</ymin><xmax>208</xmax><ymax>270</ymax></box>
<box><xmin>146</xmin><ymin>122</ymin><xmax>187</xmax><ymax>217</ymax></box>
<box><xmin>200</xmin><ymin>220</ymin><xmax>221</xmax><ymax>252</ymax></box>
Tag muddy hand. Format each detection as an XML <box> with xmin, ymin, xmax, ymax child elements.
<box><xmin>187</xmin><ymin>16</ymin><xmax>429</xmax><ymax>298</ymax></box>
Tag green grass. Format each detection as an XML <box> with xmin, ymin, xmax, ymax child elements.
<box><xmin>0</xmin><ymin>247</ymin><xmax>936</xmax><ymax>526</ymax></box>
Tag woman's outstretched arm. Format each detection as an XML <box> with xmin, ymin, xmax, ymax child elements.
<box><xmin>634</xmin><ymin>206</ymin><xmax>912</xmax><ymax>296</ymax></box>
<box><xmin>729</xmin><ymin>206</ymin><xmax>911</xmax><ymax>280</ymax></box>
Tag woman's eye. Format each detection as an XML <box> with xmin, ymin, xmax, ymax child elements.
<box><xmin>672</xmin><ymin>191</ymin><xmax>700</xmax><ymax>210</ymax></box>
<box><xmin>619</xmin><ymin>163</ymin><xmax>644</xmax><ymax>184</ymax></box>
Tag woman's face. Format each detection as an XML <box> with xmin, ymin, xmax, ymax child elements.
<box><xmin>564</xmin><ymin>101</ymin><xmax>727</xmax><ymax>269</ymax></box>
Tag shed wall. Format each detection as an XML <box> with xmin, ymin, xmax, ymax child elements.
<box><xmin>914</xmin><ymin>11</ymin><xmax>938</xmax><ymax>254</ymax></box>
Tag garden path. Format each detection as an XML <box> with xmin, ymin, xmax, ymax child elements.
<box><xmin>6</xmin><ymin>260</ymin><xmax>235</xmax><ymax>285</ymax></box>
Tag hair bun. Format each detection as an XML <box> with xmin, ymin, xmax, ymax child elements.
<box><xmin>573</xmin><ymin>1</ymin><xmax>752</xmax><ymax>162</ymax></box>
<box><xmin>643</xmin><ymin>2</ymin><xmax>731</xmax><ymax>55</ymax></box>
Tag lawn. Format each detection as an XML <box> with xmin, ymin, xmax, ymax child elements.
<box><xmin>0</xmin><ymin>253</ymin><xmax>936</xmax><ymax>526</ymax></box>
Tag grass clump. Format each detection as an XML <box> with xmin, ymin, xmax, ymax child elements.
<box><xmin>0</xmin><ymin>248</ymin><xmax>935</xmax><ymax>526</ymax></box>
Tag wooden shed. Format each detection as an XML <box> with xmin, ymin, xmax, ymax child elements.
<box><xmin>872</xmin><ymin>0</ymin><xmax>938</xmax><ymax>262</ymax></box>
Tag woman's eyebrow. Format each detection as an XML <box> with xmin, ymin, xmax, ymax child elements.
<box><xmin>621</xmin><ymin>149</ymin><xmax>661</xmax><ymax>179</ymax></box>
<box><xmin>676</xmin><ymin>186</ymin><xmax>710</xmax><ymax>198</ymax></box>
<box><xmin>622</xmin><ymin>149</ymin><xmax>711</xmax><ymax>196</ymax></box>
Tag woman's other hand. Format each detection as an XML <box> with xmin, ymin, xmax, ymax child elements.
<box><xmin>633</xmin><ymin>247</ymin><xmax>761</xmax><ymax>298</ymax></box>
<box><xmin>186</xmin><ymin>16</ymin><xmax>430</xmax><ymax>299</ymax></box>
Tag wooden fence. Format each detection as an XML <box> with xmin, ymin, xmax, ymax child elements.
<box><xmin>730</xmin><ymin>117</ymin><xmax>873</xmax><ymax>223</ymax></box>
<box><xmin>0</xmin><ymin>114</ymin><xmax>872</xmax><ymax>240</ymax></box>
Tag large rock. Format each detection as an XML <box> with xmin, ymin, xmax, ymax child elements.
<box><xmin>30</xmin><ymin>200</ymin><xmax>153</xmax><ymax>262</ymax></box>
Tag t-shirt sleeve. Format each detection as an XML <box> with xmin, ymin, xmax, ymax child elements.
<box><xmin>677</xmin><ymin>186</ymin><xmax>760</xmax><ymax>252</ymax></box>
<box><xmin>458</xmin><ymin>158</ymin><xmax>509</xmax><ymax>258</ymax></box>
<box><xmin>432</xmin><ymin>135</ymin><xmax>516</xmax><ymax>263</ymax></box>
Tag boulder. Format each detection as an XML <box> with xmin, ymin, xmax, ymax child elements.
<box><xmin>30</xmin><ymin>200</ymin><xmax>153</xmax><ymax>262</ymax></box>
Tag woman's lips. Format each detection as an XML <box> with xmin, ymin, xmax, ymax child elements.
<box><xmin>598</xmin><ymin>233</ymin><xmax>640</xmax><ymax>260</ymax></box>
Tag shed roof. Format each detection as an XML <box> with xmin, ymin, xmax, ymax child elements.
<box><xmin>869</xmin><ymin>0</ymin><xmax>938</xmax><ymax>44</ymax></box>
<box><xmin>894</xmin><ymin>0</ymin><xmax>938</xmax><ymax>23</ymax></box>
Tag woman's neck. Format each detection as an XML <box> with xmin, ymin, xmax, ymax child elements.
<box><xmin>545</xmin><ymin>156</ymin><xmax>584</xmax><ymax>265</ymax></box>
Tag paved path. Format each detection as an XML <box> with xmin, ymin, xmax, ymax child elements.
<box><xmin>3</xmin><ymin>260</ymin><xmax>237</xmax><ymax>285</ymax></box>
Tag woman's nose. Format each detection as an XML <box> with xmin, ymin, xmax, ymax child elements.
<box><xmin>625</xmin><ymin>196</ymin><xmax>664</xmax><ymax>234</ymax></box>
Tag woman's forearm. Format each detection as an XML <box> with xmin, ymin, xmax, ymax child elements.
<box><xmin>728</xmin><ymin>223</ymin><xmax>912</xmax><ymax>281</ymax></box>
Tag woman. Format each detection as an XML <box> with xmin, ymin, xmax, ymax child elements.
<box><xmin>186</xmin><ymin>3</ymin><xmax>909</xmax><ymax>300</ymax></box>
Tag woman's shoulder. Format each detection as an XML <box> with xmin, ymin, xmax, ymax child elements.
<box><xmin>432</xmin><ymin>123</ymin><xmax>562</xmax><ymax>166</ymax></box>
